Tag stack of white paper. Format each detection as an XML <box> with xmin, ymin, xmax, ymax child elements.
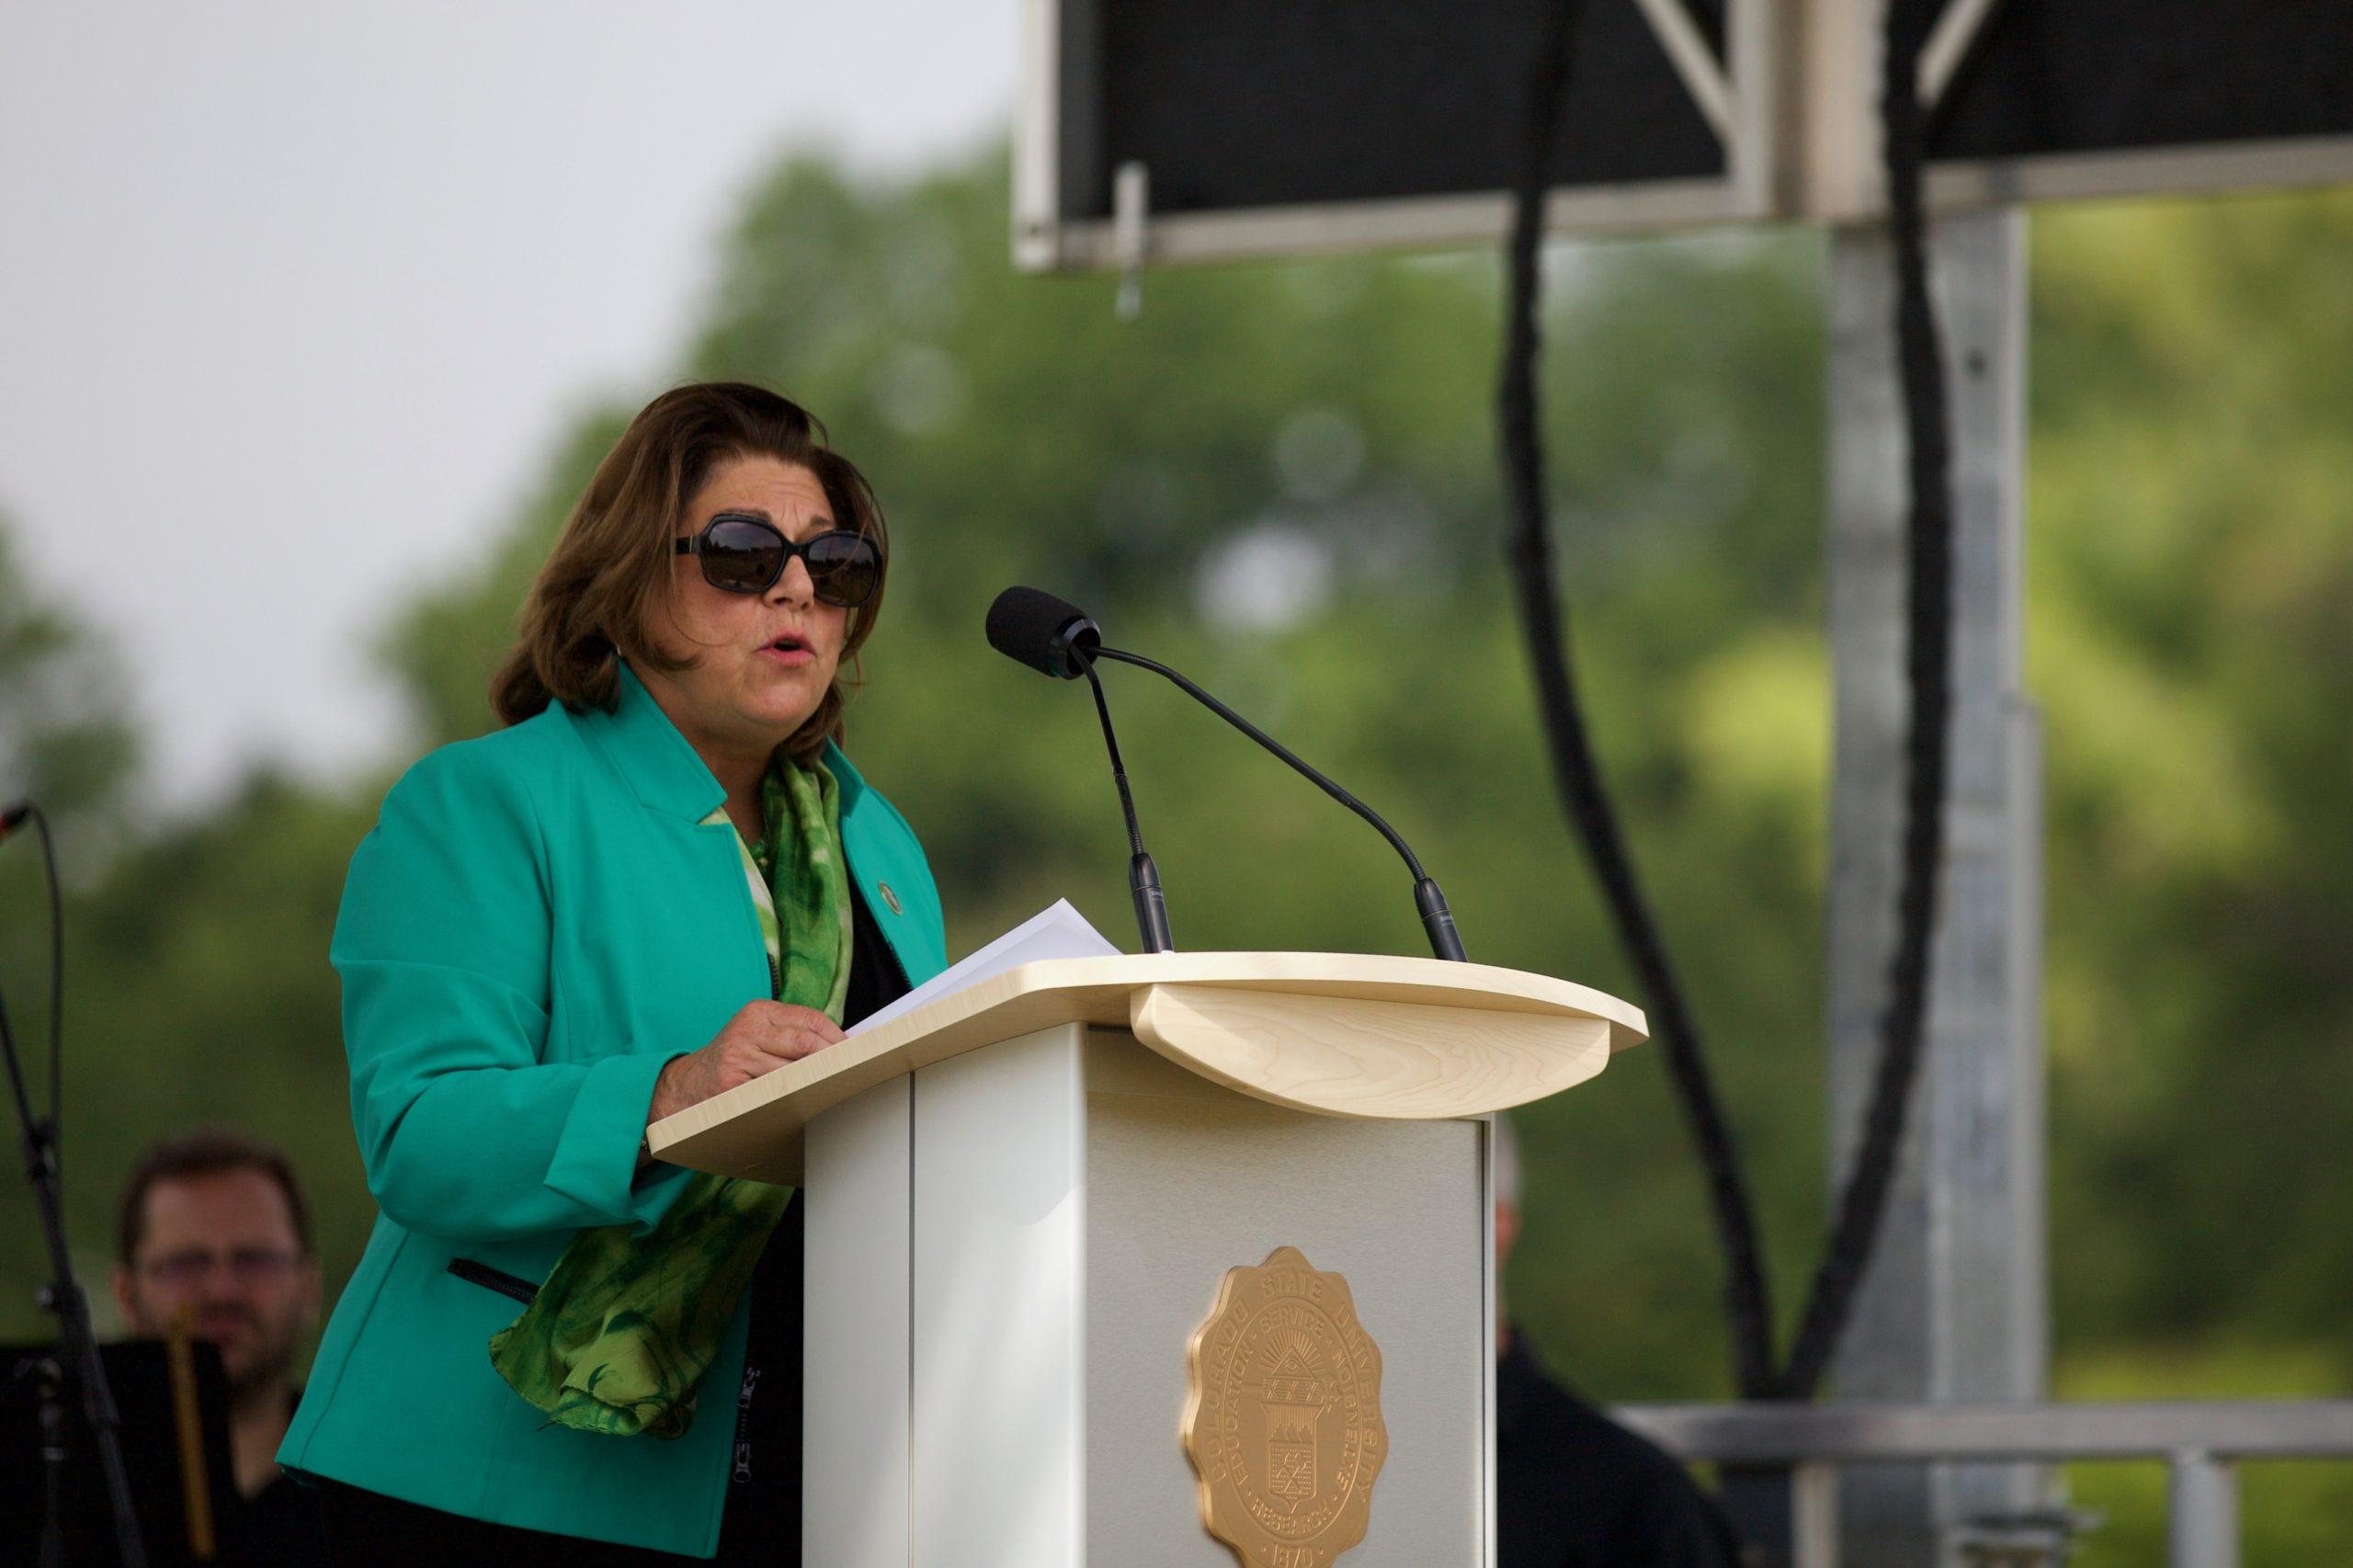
<box><xmin>847</xmin><ymin>898</ymin><xmax>1120</xmax><ymax>1038</ymax></box>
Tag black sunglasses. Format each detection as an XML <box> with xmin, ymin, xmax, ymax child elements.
<box><xmin>674</xmin><ymin>514</ymin><xmax>882</xmax><ymax>608</ymax></box>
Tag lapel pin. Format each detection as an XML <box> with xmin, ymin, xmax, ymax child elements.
<box><xmin>879</xmin><ymin>881</ymin><xmax>903</xmax><ymax>916</ymax></box>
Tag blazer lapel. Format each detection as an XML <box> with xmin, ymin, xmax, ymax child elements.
<box><xmin>578</xmin><ymin>664</ymin><xmax>728</xmax><ymax>823</ymax></box>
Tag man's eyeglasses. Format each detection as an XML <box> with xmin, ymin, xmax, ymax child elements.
<box><xmin>675</xmin><ymin>514</ymin><xmax>882</xmax><ymax>608</ymax></box>
<box><xmin>137</xmin><ymin>1247</ymin><xmax>303</xmax><ymax>1289</ymax></box>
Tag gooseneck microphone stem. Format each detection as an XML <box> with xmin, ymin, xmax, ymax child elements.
<box><xmin>984</xmin><ymin>587</ymin><xmax>1463</xmax><ymax>961</ymax></box>
<box><xmin>1079</xmin><ymin>659</ymin><xmax>1175</xmax><ymax>953</ymax></box>
<box><xmin>1089</xmin><ymin>645</ymin><xmax>1469</xmax><ymax>962</ymax></box>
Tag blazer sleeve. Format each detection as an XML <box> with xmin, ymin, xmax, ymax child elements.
<box><xmin>332</xmin><ymin>742</ymin><xmax>694</xmax><ymax>1244</ymax></box>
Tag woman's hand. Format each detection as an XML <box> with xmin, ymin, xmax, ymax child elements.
<box><xmin>647</xmin><ymin>1002</ymin><xmax>847</xmax><ymax>1124</ymax></box>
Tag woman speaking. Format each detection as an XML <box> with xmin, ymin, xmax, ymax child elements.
<box><xmin>279</xmin><ymin>382</ymin><xmax>947</xmax><ymax>1562</ymax></box>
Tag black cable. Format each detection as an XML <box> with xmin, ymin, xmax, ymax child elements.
<box><xmin>1771</xmin><ymin>1</ymin><xmax>1958</xmax><ymax>1401</ymax></box>
<box><xmin>1500</xmin><ymin>0</ymin><xmax>1962</xmax><ymax>1402</ymax></box>
<box><xmin>1497</xmin><ymin>0</ymin><xmax>1778</xmax><ymax>1397</ymax></box>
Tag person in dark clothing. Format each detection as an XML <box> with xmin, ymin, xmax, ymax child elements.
<box><xmin>112</xmin><ymin>1129</ymin><xmax>330</xmax><ymax>1567</ymax></box>
<box><xmin>1495</xmin><ymin>1117</ymin><xmax>1746</xmax><ymax>1568</ymax></box>
<box><xmin>1497</xmin><ymin>1333</ymin><xmax>1747</xmax><ymax>1568</ymax></box>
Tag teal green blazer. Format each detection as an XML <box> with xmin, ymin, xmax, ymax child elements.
<box><xmin>279</xmin><ymin>665</ymin><xmax>947</xmax><ymax>1556</ymax></box>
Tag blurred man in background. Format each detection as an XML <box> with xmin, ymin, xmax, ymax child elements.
<box><xmin>1495</xmin><ymin>1116</ymin><xmax>1746</xmax><ymax>1567</ymax></box>
<box><xmin>113</xmin><ymin>1129</ymin><xmax>327</xmax><ymax>1565</ymax></box>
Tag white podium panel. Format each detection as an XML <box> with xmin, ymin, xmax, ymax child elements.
<box><xmin>803</xmin><ymin>1074</ymin><xmax>915</xmax><ymax>1568</ymax></box>
<box><xmin>806</xmin><ymin>1023</ymin><xmax>1495</xmax><ymax>1567</ymax></box>
<box><xmin>910</xmin><ymin>1024</ymin><xmax>1088</xmax><ymax>1568</ymax></box>
<box><xmin>1083</xmin><ymin>1034</ymin><xmax>1491</xmax><ymax>1567</ymax></box>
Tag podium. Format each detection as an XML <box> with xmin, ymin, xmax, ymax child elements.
<box><xmin>649</xmin><ymin>953</ymin><xmax>1646</xmax><ymax>1568</ymax></box>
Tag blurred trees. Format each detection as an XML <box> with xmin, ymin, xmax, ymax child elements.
<box><xmin>2033</xmin><ymin>193</ymin><xmax>2353</xmax><ymax>1352</ymax></box>
<box><xmin>1</xmin><ymin>152</ymin><xmax>2347</xmax><ymax>1559</ymax></box>
<box><xmin>0</xmin><ymin>519</ymin><xmax>381</xmax><ymax>1301</ymax></box>
<box><xmin>0</xmin><ymin>520</ymin><xmax>137</xmax><ymax>848</ymax></box>
<box><xmin>0</xmin><ymin>519</ymin><xmax>139</xmax><ymax>1244</ymax></box>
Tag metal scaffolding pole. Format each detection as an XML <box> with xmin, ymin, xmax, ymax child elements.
<box><xmin>1824</xmin><ymin>204</ymin><xmax>2050</xmax><ymax>1564</ymax></box>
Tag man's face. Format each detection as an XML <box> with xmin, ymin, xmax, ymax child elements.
<box><xmin>113</xmin><ymin>1170</ymin><xmax>319</xmax><ymax>1400</ymax></box>
<box><xmin>1495</xmin><ymin>1199</ymin><xmax>1521</xmax><ymax>1269</ymax></box>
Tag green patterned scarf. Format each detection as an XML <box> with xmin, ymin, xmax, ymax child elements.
<box><xmin>486</xmin><ymin>756</ymin><xmax>850</xmax><ymax>1439</ymax></box>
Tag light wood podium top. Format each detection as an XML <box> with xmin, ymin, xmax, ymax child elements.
<box><xmin>648</xmin><ymin>951</ymin><xmax>1648</xmax><ymax>1183</ymax></box>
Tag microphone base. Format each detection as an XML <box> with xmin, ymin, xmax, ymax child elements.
<box><xmin>1131</xmin><ymin>852</ymin><xmax>1176</xmax><ymax>954</ymax></box>
<box><xmin>1415</xmin><ymin>878</ymin><xmax>1468</xmax><ymax>962</ymax></box>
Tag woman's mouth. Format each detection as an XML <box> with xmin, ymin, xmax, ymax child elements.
<box><xmin>758</xmin><ymin>632</ymin><xmax>815</xmax><ymax>667</ymax></box>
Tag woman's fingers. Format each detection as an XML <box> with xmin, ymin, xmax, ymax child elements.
<box><xmin>750</xmin><ymin>1002</ymin><xmax>846</xmax><ymax>1062</ymax></box>
<box><xmin>652</xmin><ymin>1003</ymin><xmax>850</xmax><ymax>1123</ymax></box>
<box><xmin>793</xmin><ymin>1006</ymin><xmax>847</xmax><ymax>1045</ymax></box>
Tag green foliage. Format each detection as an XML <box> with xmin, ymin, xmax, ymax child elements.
<box><xmin>57</xmin><ymin>774</ymin><xmax>390</xmax><ymax>1298</ymax></box>
<box><xmin>2</xmin><ymin>149</ymin><xmax>2347</xmax><ymax>1555</ymax></box>
<box><xmin>0</xmin><ymin>517</ymin><xmax>142</xmax><ymax>1284</ymax></box>
<box><xmin>0</xmin><ymin>520</ymin><xmax>138</xmax><ymax>851</ymax></box>
<box><xmin>2032</xmin><ymin>191</ymin><xmax>2353</xmax><ymax>1369</ymax></box>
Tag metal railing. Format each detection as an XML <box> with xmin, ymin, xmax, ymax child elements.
<box><xmin>1611</xmin><ymin>1400</ymin><xmax>2353</xmax><ymax>1568</ymax></box>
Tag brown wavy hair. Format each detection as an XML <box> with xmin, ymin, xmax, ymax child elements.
<box><xmin>490</xmin><ymin>381</ymin><xmax>889</xmax><ymax>764</ymax></box>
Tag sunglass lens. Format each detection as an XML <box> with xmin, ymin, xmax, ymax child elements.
<box><xmin>803</xmin><ymin>532</ymin><xmax>881</xmax><ymax>607</ymax></box>
<box><xmin>699</xmin><ymin>517</ymin><xmax>785</xmax><ymax>593</ymax></box>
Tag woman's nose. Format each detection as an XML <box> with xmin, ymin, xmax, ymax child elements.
<box><xmin>770</xmin><ymin>551</ymin><xmax>815</xmax><ymax>605</ymax></box>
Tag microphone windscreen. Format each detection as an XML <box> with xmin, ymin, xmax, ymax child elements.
<box><xmin>986</xmin><ymin>586</ymin><xmax>1097</xmax><ymax>677</ymax></box>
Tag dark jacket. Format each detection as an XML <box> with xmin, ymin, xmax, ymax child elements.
<box><xmin>1497</xmin><ymin>1334</ymin><xmax>1745</xmax><ymax>1568</ymax></box>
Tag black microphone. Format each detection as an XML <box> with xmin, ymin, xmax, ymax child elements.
<box><xmin>0</xmin><ymin>801</ymin><xmax>31</xmax><ymax>843</ymax></box>
<box><xmin>985</xmin><ymin>586</ymin><xmax>1101</xmax><ymax>678</ymax></box>
<box><xmin>986</xmin><ymin>589</ymin><xmax>1174</xmax><ymax>953</ymax></box>
<box><xmin>986</xmin><ymin>588</ymin><xmax>1469</xmax><ymax>962</ymax></box>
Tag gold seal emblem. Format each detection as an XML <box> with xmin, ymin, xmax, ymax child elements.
<box><xmin>1182</xmin><ymin>1246</ymin><xmax>1387</xmax><ymax>1567</ymax></box>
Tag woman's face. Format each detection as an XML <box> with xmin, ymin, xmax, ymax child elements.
<box><xmin>637</xmin><ymin>453</ymin><xmax>852</xmax><ymax>766</ymax></box>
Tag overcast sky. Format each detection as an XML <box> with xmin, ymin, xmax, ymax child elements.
<box><xmin>1</xmin><ymin>2</ymin><xmax>1017</xmax><ymax>808</ymax></box>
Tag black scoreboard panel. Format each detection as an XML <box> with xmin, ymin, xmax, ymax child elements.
<box><xmin>1923</xmin><ymin>0</ymin><xmax>2353</xmax><ymax>164</ymax></box>
<box><xmin>1056</xmin><ymin>0</ymin><xmax>1728</xmax><ymax>222</ymax></box>
<box><xmin>1027</xmin><ymin>0</ymin><xmax>2353</xmax><ymax>265</ymax></box>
